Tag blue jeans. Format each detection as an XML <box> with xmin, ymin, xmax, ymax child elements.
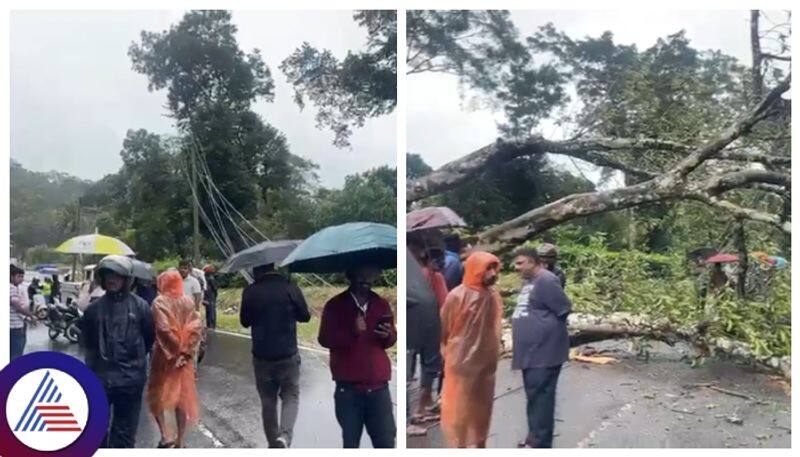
<box><xmin>334</xmin><ymin>383</ymin><xmax>395</xmax><ymax>448</ymax></box>
<box><xmin>522</xmin><ymin>365</ymin><xmax>562</xmax><ymax>448</ymax></box>
<box><xmin>204</xmin><ymin>298</ymin><xmax>217</xmax><ymax>328</ymax></box>
<box><xmin>10</xmin><ymin>325</ymin><xmax>26</xmax><ymax>361</ymax></box>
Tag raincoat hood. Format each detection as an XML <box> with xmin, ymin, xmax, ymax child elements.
<box><xmin>462</xmin><ymin>251</ymin><xmax>500</xmax><ymax>289</ymax></box>
<box><xmin>157</xmin><ymin>269</ymin><xmax>184</xmax><ymax>300</ymax></box>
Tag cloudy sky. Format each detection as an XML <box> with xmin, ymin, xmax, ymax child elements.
<box><xmin>407</xmin><ymin>10</ymin><xmax>788</xmax><ymax>184</ymax></box>
<box><xmin>11</xmin><ymin>10</ymin><xmax>396</xmax><ymax>188</ymax></box>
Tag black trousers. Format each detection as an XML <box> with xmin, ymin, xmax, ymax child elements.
<box><xmin>253</xmin><ymin>354</ymin><xmax>301</xmax><ymax>447</ymax></box>
<box><xmin>334</xmin><ymin>383</ymin><xmax>395</xmax><ymax>448</ymax></box>
<box><xmin>102</xmin><ymin>384</ymin><xmax>144</xmax><ymax>448</ymax></box>
<box><xmin>522</xmin><ymin>365</ymin><xmax>562</xmax><ymax>448</ymax></box>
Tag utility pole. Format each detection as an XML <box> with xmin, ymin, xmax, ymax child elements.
<box><xmin>72</xmin><ymin>198</ymin><xmax>81</xmax><ymax>281</ymax></box>
<box><xmin>191</xmin><ymin>150</ymin><xmax>200</xmax><ymax>265</ymax></box>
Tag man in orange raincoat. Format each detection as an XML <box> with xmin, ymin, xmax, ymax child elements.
<box><xmin>439</xmin><ymin>251</ymin><xmax>503</xmax><ymax>448</ymax></box>
<box><xmin>147</xmin><ymin>269</ymin><xmax>204</xmax><ymax>448</ymax></box>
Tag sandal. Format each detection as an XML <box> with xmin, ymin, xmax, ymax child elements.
<box><xmin>157</xmin><ymin>440</ymin><xmax>176</xmax><ymax>448</ymax></box>
<box><xmin>407</xmin><ymin>424</ymin><xmax>428</xmax><ymax>437</ymax></box>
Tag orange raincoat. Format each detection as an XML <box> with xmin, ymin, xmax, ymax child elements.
<box><xmin>146</xmin><ymin>270</ymin><xmax>203</xmax><ymax>423</ymax></box>
<box><xmin>439</xmin><ymin>251</ymin><xmax>503</xmax><ymax>447</ymax></box>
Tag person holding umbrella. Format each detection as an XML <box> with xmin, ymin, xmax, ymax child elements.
<box><xmin>240</xmin><ymin>262</ymin><xmax>311</xmax><ymax>448</ymax></box>
<box><xmin>318</xmin><ymin>264</ymin><xmax>397</xmax><ymax>448</ymax></box>
<box><xmin>281</xmin><ymin>222</ymin><xmax>397</xmax><ymax>448</ymax></box>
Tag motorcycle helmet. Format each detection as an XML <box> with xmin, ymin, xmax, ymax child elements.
<box><xmin>96</xmin><ymin>255</ymin><xmax>134</xmax><ymax>291</ymax></box>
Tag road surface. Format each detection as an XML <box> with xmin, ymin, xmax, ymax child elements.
<box><xmin>24</xmin><ymin>325</ymin><xmax>396</xmax><ymax>448</ymax></box>
<box><xmin>408</xmin><ymin>341</ymin><xmax>790</xmax><ymax>448</ymax></box>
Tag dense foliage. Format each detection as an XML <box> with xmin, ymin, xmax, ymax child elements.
<box><xmin>281</xmin><ymin>10</ymin><xmax>397</xmax><ymax>147</ymax></box>
<box><xmin>498</xmin><ymin>227</ymin><xmax>790</xmax><ymax>359</ymax></box>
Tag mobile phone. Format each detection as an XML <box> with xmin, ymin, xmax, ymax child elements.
<box><xmin>375</xmin><ymin>313</ymin><xmax>393</xmax><ymax>332</ymax></box>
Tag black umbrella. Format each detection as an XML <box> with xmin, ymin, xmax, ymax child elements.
<box><xmin>130</xmin><ymin>259</ymin><xmax>156</xmax><ymax>282</ymax></box>
<box><xmin>220</xmin><ymin>240</ymin><xmax>302</xmax><ymax>273</ymax></box>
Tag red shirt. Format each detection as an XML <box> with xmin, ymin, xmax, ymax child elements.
<box><xmin>423</xmin><ymin>267</ymin><xmax>448</xmax><ymax>309</ymax></box>
<box><xmin>318</xmin><ymin>290</ymin><xmax>396</xmax><ymax>390</ymax></box>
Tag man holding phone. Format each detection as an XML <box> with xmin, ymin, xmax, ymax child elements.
<box><xmin>318</xmin><ymin>265</ymin><xmax>397</xmax><ymax>448</ymax></box>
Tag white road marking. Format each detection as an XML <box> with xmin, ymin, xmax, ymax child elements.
<box><xmin>197</xmin><ymin>421</ymin><xmax>224</xmax><ymax>448</ymax></box>
<box><xmin>576</xmin><ymin>402</ymin><xmax>634</xmax><ymax>448</ymax></box>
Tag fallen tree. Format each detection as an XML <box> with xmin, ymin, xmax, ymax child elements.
<box><xmin>500</xmin><ymin>313</ymin><xmax>791</xmax><ymax>379</ymax></box>
<box><xmin>411</xmin><ymin>12</ymin><xmax>791</xmax><ymax>377</ymax></box>
<box><xmin>410</xmin><ymin>75</ymin><xmax>790</xmax><ymax>253</ymax></box>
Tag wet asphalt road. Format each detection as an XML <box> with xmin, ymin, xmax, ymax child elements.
<box><xmin>24</xmin><ymin>325</ymin><xmax>396</xmax><ymax>448</ymax></box>
<box><xmin>408</xmin><ymin>341</ymin><xmax>790</xmax><ymax>448</ymax></box>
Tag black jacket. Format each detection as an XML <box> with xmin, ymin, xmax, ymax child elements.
<box><xmin>80</xmin><ymin>291</ymin><xmax>155</xmax><ymax>388</ymax></box>
<box><xmin>240</xmin><ymin>272</ymin><xmax>311</xmax><ymax>361</ymax></box>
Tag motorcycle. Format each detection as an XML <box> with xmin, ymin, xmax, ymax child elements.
<box><xmin>45</xmin><ymin>299</ymin><xmax>82</xmax><ymax>344</ymax></box>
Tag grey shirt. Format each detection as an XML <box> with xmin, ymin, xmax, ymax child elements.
<box><xmin>511</xmin><ymin>269</ymin><xmax>572</xmax><ymax>369</ymax></box>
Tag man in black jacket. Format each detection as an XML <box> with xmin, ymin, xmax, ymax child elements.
<box><xmin>240</xmin><ymin>263</ymin><xmax>311</xmax><ymax>448</ymax></box>
<box><xmin>80</xmin><ymin>255</ymin><xmax>155</xmax><ymax>448</ymax></box>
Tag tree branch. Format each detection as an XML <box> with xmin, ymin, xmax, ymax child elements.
<box><xmin>714</xmin><ymin>150</ymin><xmax>790</xmax><ymax>167</ymax></box>
<box><xmin>668</xmin><ymin>74</ymin><xmax>790</xmax><ymax>178</ymax></box>
<box><xmin>407</xmin><ymin>137</ymin><xmax>689</xmax><ymax>202</ymax></box>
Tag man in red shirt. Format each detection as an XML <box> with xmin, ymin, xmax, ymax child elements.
<box><xmin>318</xmin><ymin>265</ymin><xmax>396</xmax><ymax>448</ymax></box>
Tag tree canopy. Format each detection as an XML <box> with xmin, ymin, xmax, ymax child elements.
<box><xmin>281</xmin><ymin>10</ymin><xmax>397</xmax><ymax>147</ymax></box>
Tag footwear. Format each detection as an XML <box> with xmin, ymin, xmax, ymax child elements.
<box><xmin>275</xmin><ymin>436</ymin><xmax>289</xmax><ymax>448</ymax></box>
<box><xmin>407</xmin><ymin>424</ymin><xmax>427</xmax><ymax>437</ymax></box>
<box><xmin>157</xmin><ymin>440</ymin><xmax>176</xmax><ymax>448</ymax></box>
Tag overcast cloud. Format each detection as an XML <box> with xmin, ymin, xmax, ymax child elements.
<box><xmin>407</xmin><ymin>10</ymin><xmax>786</xmax><ymax>186</ymax></box>
<box><xmin>11</xmin><ymin>10</ymin><xmax>396</xmax><ymax>188</ymax></box>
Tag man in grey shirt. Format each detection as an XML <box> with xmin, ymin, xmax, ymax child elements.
<box><xmin>511</xmin><ymin>247</ymin><xmax>571</xmax><ymax>448</ymax></box>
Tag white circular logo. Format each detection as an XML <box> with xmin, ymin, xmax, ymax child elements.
<box><xmin>5</xmin><ymin>368</ymin><xmax>89</xmax><ymax>451</ymax></box>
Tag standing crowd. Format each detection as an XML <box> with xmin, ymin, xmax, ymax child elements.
<box><xmin>408</xmin><ymin>234</ymin><xmax>571</xmax><ymax>448</ymax></box>
<box><xmin>9</xmin><ymin>256</ymin><xmax>396</xmax><ymax>449</ymax></box>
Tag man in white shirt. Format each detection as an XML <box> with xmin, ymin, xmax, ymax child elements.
<box><xmin>178</xmin><ymin>259</ymin><xmax>203</xmax><ymax>310</ymax></box>
<box><xmin>10</xmin><ymin>264</ymin><xmax>37</xmax><ymax>360</ymax></box>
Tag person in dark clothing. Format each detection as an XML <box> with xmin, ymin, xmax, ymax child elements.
<box><xmin>50</xmin><ymin>274</ymin><xmax>61</xmax><ymax>303</ymax></box>
<box><xmin>537</xmin><ymin>243</ymin><xmax>566</xmax><ymax>289</ymax></box>
<box><xmin>203</xmin><ymin>265</ymin><xmax>219</xmax><ymax>329</ymax></box>
<box><xmin>318</xmin><ymin>265</ymin><xmax>397</xmax><ymax>448</ymax></box>
<box><xmin>442</xmin><ymin>234</ymin><xmax>464</xmax><ymax>291</ymax></box>
<box><xmin>240</xmin><ymin>263</ymin><xmax>311</xmax><ymax>448</ymax></box>
<box><xmin>27</xmin><ymin>278</ymin><xmax>41</xmax><ymax>305</ymax></box>
<box><xmin>133</xmin><ymin>279</ymin><xmax>158</xmax><ymax>306</ymax></box>
<box><xmin>79</xmin><ymin>255</ymin><xmax>155</xmax><ymax>449</ymax></box>
<box><xmin>511</xmin><ymin>248</ymin><xmax>572</xmax><ymax>448</ymax></box>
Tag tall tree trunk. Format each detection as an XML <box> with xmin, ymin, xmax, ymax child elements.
<box><xmin>750</xmin><ymin>10</ymin><xmax>764</xmax><ymax>101</ymax></box>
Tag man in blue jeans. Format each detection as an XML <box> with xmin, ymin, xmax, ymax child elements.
<box><xmin>10</xmin><ymin>264</ymin><xmax>37</xmax><ymax>360</ymax></box>
<box><xmin>511</xmin><ymin>248</ymin><xmax>572</xmax><ymax>448</ymax></box>
<box><xmin>318</xmin><ymin>265</ymin><xmax>396</xmax><ymax>448</ymax></box>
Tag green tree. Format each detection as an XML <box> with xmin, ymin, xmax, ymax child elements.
<box><xmin>316</xmin><ymin>166</ymin><xmax>397</xmax><ymax>228</ymax></box>
<box><xmin>281</xmin><ymin>10</ymin><xmax>397</xmax><ymax>147</ymax></box>
<box><xmin>129</xmin><ymin>10</ymin><xmax>318</xmax><ymax>251</ymax></box>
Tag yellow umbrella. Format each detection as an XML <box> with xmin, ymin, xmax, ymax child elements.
<box><xmin>55</xmin><ymin>233</ymin><xmax>135</xmax><ymax>256</ymax></box>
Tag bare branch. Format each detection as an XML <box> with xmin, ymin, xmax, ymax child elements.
<box><xmin>668</xmin><ymin>75</ymin><xmax>791</xmax><ymax>178</ymax></box>
<box><xmin>714</xmin><ymin>150</ymin><xmax>790</xmax><ymax>166</ymax></box>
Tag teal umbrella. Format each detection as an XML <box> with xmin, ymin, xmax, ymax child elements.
<box><xmin>281</xmin><ymin>222</ymin><xmax>397</xmax><ymax>273</ymax></box>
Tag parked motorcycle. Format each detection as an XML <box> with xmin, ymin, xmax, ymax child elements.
<box><xmin>45</xmin><ymin>299</ymin><xmax>82</xmax><ymax>343</ymax></box>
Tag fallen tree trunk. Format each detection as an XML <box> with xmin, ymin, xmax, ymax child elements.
<box><xmin>502</xmin><ymin>312</ymin><xmax>791</xmax><ymax>379</ymax></box>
